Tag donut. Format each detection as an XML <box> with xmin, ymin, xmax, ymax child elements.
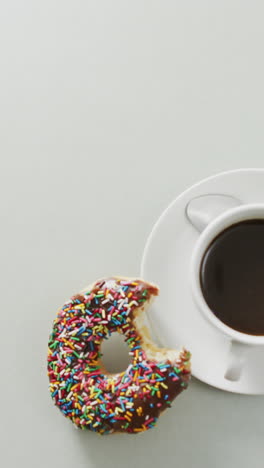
<box><xmin>47</xmin><ymin>277</ymin><xmax>191</xmax><ymax>434</ymax></box>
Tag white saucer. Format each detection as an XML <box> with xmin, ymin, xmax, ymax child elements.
<box><xmin>141</xmin><ymin>169</ymin><xmax>264</xmax><ymax>394</ymax></box>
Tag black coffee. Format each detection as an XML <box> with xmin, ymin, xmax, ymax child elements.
<box><xmin>200</xmin><ymin>219</ymin><xmax>264</xmax><ymax>335</ymax></box>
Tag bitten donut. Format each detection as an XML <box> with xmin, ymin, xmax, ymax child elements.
<box><xmin>47</xmin><ymin>277</ymin><xmax>191</xmax><ymax>434</ymax></box>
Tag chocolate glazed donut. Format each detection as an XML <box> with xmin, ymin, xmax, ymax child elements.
<box><xmin>48</xmin><ymin>277</ymin><xmax>191</xmax><ymax>434</ymax></box>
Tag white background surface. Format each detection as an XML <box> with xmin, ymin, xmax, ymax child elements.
<box><xmin>1</xmin><ymin>1</ymin><xmax>264</xmax><ymax>467</ymax></box>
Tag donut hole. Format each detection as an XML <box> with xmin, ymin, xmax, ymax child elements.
<box><xmin>101</xmin><ymin>333</ymin><xmax>131</xmax><ymax>374</ymax></box>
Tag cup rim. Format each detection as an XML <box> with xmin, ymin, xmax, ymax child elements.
<box><xmin>190</xmin><ymin>203</ymin><xmax>264</xmax><ymax>345</ymax></box>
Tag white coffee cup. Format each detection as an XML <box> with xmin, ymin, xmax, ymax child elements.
<box><xmin>186</xmin><ymin>195</ymin><xmax>264</xmax><ymax>381</ymax></box>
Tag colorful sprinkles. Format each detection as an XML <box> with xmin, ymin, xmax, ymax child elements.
<box><xmin>47</xmin><ymin>277</ymin><xmax>191</xmax><ymax>434</ymax></box>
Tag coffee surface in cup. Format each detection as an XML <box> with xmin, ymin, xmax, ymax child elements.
<box><xmin>200</xmin><ymin>219</ymin><xmax>264</xmax><ymax>335</ymax></box>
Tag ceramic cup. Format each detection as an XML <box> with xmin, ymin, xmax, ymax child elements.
<box><xmin>186</xmin><ymin>195</ymin><xmax>264</xmax><ymax>381</ymax></box>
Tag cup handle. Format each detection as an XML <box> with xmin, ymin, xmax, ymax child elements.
<box><xmin>186</xmin><ymin>194</ymin><xmax>242</xmax><ymax>232</ymax></box>
<box><xmin>224</xmin><ymin>341</ymin><xmax>250</xmax><ymax>381</ymax></box>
